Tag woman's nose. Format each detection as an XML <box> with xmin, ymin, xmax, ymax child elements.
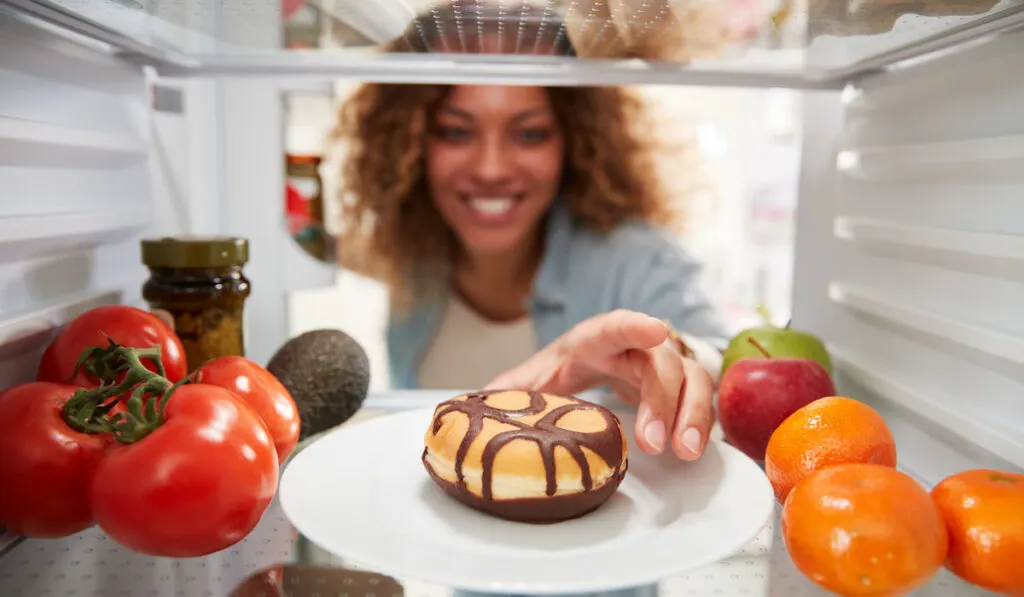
<box><xmin>470</xmin><ymin>137</ymin><xmax>514</xmax><ymax>184</ymax></box>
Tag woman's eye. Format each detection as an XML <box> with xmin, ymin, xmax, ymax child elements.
<box><xmin>435</xmin><ymin>126</ymin><xmax>472</xmax><ymax>142</ymax></box>
<box><xmin>518</xmin><ymin>128</ymin><xmax>551</xmax><ymax>144</ymax></box>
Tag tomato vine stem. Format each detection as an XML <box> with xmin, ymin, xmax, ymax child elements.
<box><xmin>103</xmin><ymin>345</ymin><xmax>184</xmax><ymax>444</ymax></box>
<box><xmin>61</xmin><ymin>383</ymin><xmax>124</xmax><ymax>434</ymax></box>
<box><xmin>61</xmin><ymin>340</ymin><xmax>187</xmax><ymax>443</ymax></box>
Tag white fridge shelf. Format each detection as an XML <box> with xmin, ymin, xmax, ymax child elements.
<box><xmin>833</xmin><ymin>217</ymin><xmax>1024</xmax><ymax>263</ymax></box>
<box><xmin>2</xmin><ymin>0</ymin><xmax>1024</xmax><ymax>88</ymax></box>
<box><xmin>0</xmin><ymin>211</ymin><xmax>150</xmax><ymax>265</ymax></box>
<box><xmin>0</xmin><ymin>115</ymin><xmax>148</xmax><ymax>165</ymax></box>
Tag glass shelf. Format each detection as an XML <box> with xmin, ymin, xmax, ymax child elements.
<box><xmin>0</xmin><ymin>501</ymin><xmax>1000</xmax><ymax>597</ymax></box>
<box><xmin>4</xmin><ymin>0</ymin><xmax>1024</xmax><ymax>87</ymax></box>
<box><xmin>0</xmin><ymin>397</ymin><xmax>1003</xmax><ymax>597</ymax></box>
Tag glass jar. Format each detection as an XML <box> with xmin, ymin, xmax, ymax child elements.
<box><xmin>140</xmin><ymin>236</ymin><xmax>251</xmax><ymax>373</ymax></box>
<box><xmin>285</xmin><ymin>153</ymin><xmax>328</xmax><ymax>262</ymax></box>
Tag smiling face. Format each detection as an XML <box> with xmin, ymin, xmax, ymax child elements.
<box><xmin>425</xmin><ymin>85</ymin><xmax>565</xmax><ymax>258</ymax></box>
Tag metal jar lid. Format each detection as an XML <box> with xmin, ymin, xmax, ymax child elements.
<box><xmin>141</xmin><ymin>236</ymin><xmax>249</xmax><ymax>268</ymax></box>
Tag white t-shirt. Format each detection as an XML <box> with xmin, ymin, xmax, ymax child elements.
<box><xmin>417</xmin><ymin>294</ymin><xmax>724</xmax><ymax>390</ymax></box>
<box><xmin>417</xmin><ymin>294</ymin><xmax>538</xmax><ymax>390</ymax></box>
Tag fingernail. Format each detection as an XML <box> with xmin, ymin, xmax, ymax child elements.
<box><xmin>644</xmin><ymin>420</ymin><xmax>666</xmax><ymax>452</ymax></box>
<box><xmin>682</xmin><ymin>427</ymin><xmax>702</xmax><ymax>455</ymax></box>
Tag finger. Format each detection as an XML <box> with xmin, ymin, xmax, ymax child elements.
<box><xmin>632</xmin><ymin>342</ymin><xmax>685</xmax><ymax>455</ymax></box>
<box><xmin>544</xmin><ymin>310</ymin><xmax>669</xmax><ymax>394</ymax></box>
<box><xmin>670</xmin><ymin>358</ymin><xmax>716</xmax><ymax>461</ymax></box>
<box><xmin>563</xmin><ymin>310</ymin><xmax>669</xmax><ymax>361</ymax></box>
<box><xmin>492</xmin><ymin>310</ymin><xmax>670</xmax><ymax>395</ymax></box>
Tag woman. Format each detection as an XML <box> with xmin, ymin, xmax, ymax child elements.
<box><xmin>330</xmin><ymin>3</ymin><xmax>730</xmax><ymax>462</ymax></box>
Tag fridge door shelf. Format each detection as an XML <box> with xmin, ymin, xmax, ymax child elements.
<box><xmin>1</xmin><ymin>0</ymin><xmax>1023</xmax><ymax>89</ymax></box>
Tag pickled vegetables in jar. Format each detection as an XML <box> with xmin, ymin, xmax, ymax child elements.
<box><xmin>140</xmin><ymin>236</ymin><xmax>251</xmax><ymax>373</ymax></box>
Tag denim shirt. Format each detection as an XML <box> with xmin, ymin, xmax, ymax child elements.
<box><xmin>386</xmin><ymin>200</ymin><xmax>730</xmax><ymax>389</ymax></box>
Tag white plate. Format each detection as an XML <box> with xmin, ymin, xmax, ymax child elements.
<box><xmin>279</xmin><ymin>406</ymin><xmax>775</xmax><ymax>595</ymax></box>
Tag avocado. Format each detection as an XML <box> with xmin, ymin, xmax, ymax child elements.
<box><xmin>266</xmin><ymin>328</ymin><xmax>371</xmax><ymax>441</ymax></box>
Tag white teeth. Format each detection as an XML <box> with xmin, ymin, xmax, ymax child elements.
<box><xmin>469</xmin><ymin>197</ymin><xmax>514</xmax><ymax>216</ymax></box>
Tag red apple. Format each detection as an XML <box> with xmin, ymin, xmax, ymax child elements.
<box><xmin>717</xmin><ymin>338</ymin><xmax>836</xmax><ymax>462</ymax></box>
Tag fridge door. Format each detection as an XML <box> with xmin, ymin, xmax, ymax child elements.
<box><xmin>792</xmin><ymin>26</ymin><xmax>1024</xmax><ymax>486</ymax></box>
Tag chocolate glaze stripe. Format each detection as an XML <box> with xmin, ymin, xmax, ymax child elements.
<box><xmin>481</xmin><ymin>431</ymin><xmax>592</xmax><ymax>499</ymax></box>
<box><xmin>480</xmin><ymin>402</ymin><xmax>625</xmax><ymax>499</ymax></box>
<box><xmin>537</xmin><ymin>403</ymin><xmax>625</xmax><ymax>471</ymax></box>
<box><xmin>427</xmin><ymin>390</ymin><xmax>625</xmax><ymax>502</ymax></box>
<box><xmin>431</xmin><ymin>390</ymin><xmax>546</xmax><ymax>488</ymax></box>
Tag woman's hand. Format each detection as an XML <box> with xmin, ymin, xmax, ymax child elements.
<box><xmin>485</xmin><ymin>310</ymin><xmax>715</xmax><ymax>461</ymax></box>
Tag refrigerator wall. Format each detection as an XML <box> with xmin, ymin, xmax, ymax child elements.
<box><xmin>793</xmin><ymin>29</ymin><xmax>1024</xmax><ymax>486</ymax></box>
<box><xmin>0</xmin><ymin>8</ymin><xmax>171</xmax><ymax>388</ymax></box>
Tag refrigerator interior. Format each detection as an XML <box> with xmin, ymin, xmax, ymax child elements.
<box><xmin>0</xmin><ymin>0</ymin><xmax>1022</xmax><ymax>593</ymax></box>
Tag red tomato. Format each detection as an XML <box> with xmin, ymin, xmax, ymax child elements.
<box><xmin>36</xmin><ymin>340</ymin><xmax>64</xmax><ymax>384</ymax></box>
<box><xmin>38</xmin><ymin>305</ymin><xmax>187</xmax><ymax>386</ymax></box>
<box><xmin>89</xmin><ymin>384</ymin><xmax>279</xmax><ymax>557</ymax></box>
<box><xmin>192</xmin><ymin>356</ymin><xmax>300</xmax><ymax>462</ymax></box>
<box><xmin>0</xmin><ymin>383</ymin><xmax>111</xmax><ymax>538</ymax></box>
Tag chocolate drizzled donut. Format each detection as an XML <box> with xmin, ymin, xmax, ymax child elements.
<box><xmin>422</xmin><ymin>389</ymin><xmax>628</xmax><ymax>523</ymax></box>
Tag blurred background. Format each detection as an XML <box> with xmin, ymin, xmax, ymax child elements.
<box><xmin>277</xmin><ymin>1</ymin><xmax>806</xmax><ymax>392</ymax></box>
<box><xmin>282</xmin><ymin>79</ymin><xmax>804</xmax><ymax>392</ymax></box>
<box><xmin>274</xmin><ymin>0</ymin><xmax>1016</xmax><ymax>392</ymax></box>
<box><xmin>272</xmin><ymin>0</ymin><xmax>864</xmax><ymax>392</ymax></box>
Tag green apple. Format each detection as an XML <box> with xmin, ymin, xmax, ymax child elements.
<box><xmin>721</xmin><ymin>322</ymin><xmax>833</xmax><ymax>377</ymax></box>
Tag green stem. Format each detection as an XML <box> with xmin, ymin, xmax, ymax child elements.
<box><xmin>61</xmin><ymin>384</ymin><xmax>124</xmax><ymax>434</ymax></box>
<box><xmin>61</xmin><ymin>342</ymin><xmax>181</xmax><ymax>442</ymax></box>
<box><xmin>70</xmin><ymin>336</ymin><xmax>166</xmax><ymax>386</ymax></box>
<box><xmin>127</xmin><ymin>346</ymin><xmax>166</xmax><ymax>379</ymax></box>
<box><xmin>61</xmin><ymin>393</ymin><xmax>117</xmax><ymax>434</ymax></box>
<box><xmin>102</xmin><ymin>347</ymin><xmax>179</xmax><ymax>444</ymax></box>
<box><xmin>70</xmin><ymin>342</ymin><xmax>121</xmax><ymax>385</ymax></box>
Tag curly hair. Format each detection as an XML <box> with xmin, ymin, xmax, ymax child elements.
<box><xmin>329</xmin><ymin>3</ymin><xmax>692</xmax><ymax>308</ymax></box>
